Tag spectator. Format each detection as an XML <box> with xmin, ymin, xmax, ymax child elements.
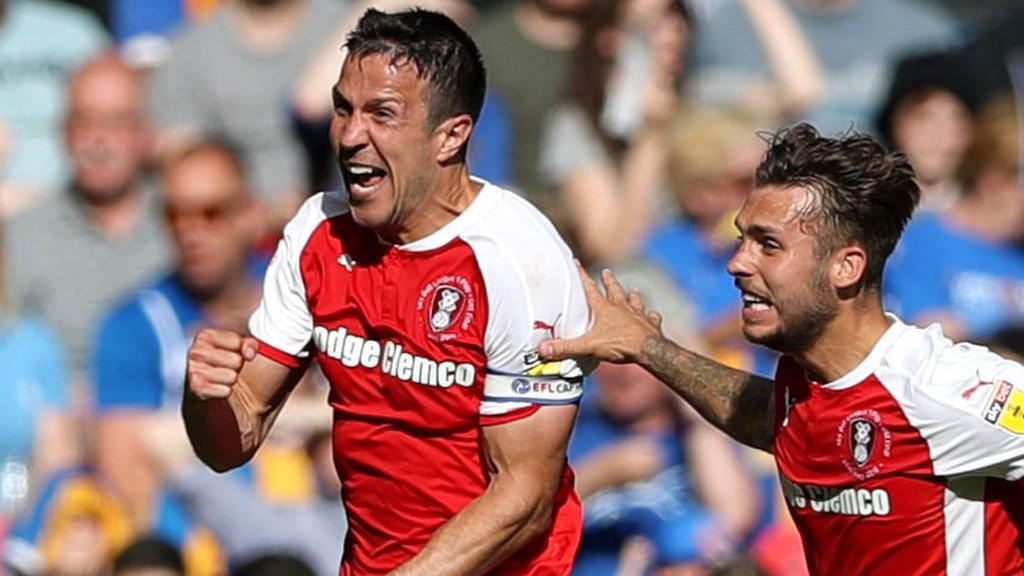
<box><xmin>232</xmin><ymin>554</ymin><xmax>316</xmax><ymax>576</ymax></box>
<box><xmin>885</xmin><ymin>96</ymin><xmax>1024</xmax><ymax>342</ymax></box>
<box><xmin>3</xmin><ymin>54</ymin><xmax>170</xmax><ymax>390</ymax></box>
<box><xmin>110</xmin><ymin>0</ymin><xmax>228</xmax><ymax>69</ymax></box>
<box><xmin>692</xmin><ymin>0</ymin><xmax>958</xmax><ymax>133</ymax></box>
<box><xmin>471</xmin><ymin>0</ymin><xmax>590</xmax><ymax>204</ymax></box>
<box><xmin>6</xmin><ymin>470</ymin><xmax>135</xmax><ymax>576</ymax></box>
<box><xmin>688</xmin><ymin>0</ymin><xmax>824</xmax><ymax>121</ymax></box>
<box><xmin>93</xmin><ymin>140</ymin><xmax>336</xmax><ymax>575</ymax></box>
<box><xmin>539</xmin><ymin>0</ymin><xmax>689</xmax><ymax>264</ymax></box>
<box><xmin>960</xmin><ymin>4</ymin><xmax>1024</xmax><ymax>103</ymax></box>
<box><xmin>876</xmin><ymin>50</ymin><xmax>979</xmax><ymax>212</ymax></box>
<box><xmin>141</xmin><ymin>417</ymin><xmax>343</xmax><ymax>576</ymax></box>
<box><xmin>0</xmin><ymin>0</ymin><xmax>107</xmax><ymax>209</ymax></box>
<box><xmin>111</xmin><ymin>536</ymin><xmax>185</xmax><ymax>576</ymax></box>
<box><xmin>568</xmin><ymin>264</ymin><xmax>759</xmax><ymax>575</ymax></box>
<box><xmin>571</xmin><ymin>365</ymin><xmax>759</xmax><ymax>574</ymax></box>
<box><xmin>644</xmin><ymin>107</ymin><xmax>775</xmax><ymax>376</ymax></box>
<box><xmin>0</xmin><ymin>221</ymin><xmax>78</xmax><ymax>531</ymax></box>
<box><xmin>93</xmin><ymin>141</ymin><xmax>263</xmax><ymax>529</ymax></box>
<box><xmin>147</xmin><ymin>0</ymin><xmax>347</xmax><ymax>230</ymax></box>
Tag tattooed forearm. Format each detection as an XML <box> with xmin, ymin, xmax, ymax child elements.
<box><xmin>640</xmin><ymin>335</ymin><xmax>775</xmax><ymax>453</ymax></box>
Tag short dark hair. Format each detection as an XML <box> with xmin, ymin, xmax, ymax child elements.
<box><xmin>345</xmin><ymin>8</ymin><xmax>486</xmax><ymax>127</ymax></box>
<box><xmin>232</xmin><ymin>554</ymin><xmax>317</xmax><ymax>576</ymax></box>
<box><xmin>112</xmin><ymin>536</ymin><xmax>185</xmax><ymax>575</ymax></box>
<box><xmin>755</xmin><ymin>124</ymin><xmax>921</xmax><ymax>288</ymax></box>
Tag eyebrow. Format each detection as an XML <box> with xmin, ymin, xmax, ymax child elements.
<box><xmin>735</xmin><ymin>221</ymin><xmax>782</xmax><ymax>236</ymax></box>
<box><xmin>365</xmin><ymin>95</ymin><xmax>404</xmax><ymax>109</ymax></box>
<box><xmin>332</xmin><ymin>87</ymin><xmax>351</xmax><ymax>112</ymax></box>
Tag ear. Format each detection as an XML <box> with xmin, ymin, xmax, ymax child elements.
<box><xmin>433</xmin><ymin>114</ymin><xmax>474</xmax><ymax>164</ymax></box>
<box><xmin>830</xmin><ymin>245</ymin><xmax>868</xmax><ymax>290</ymax></box>
<box><xmin>243</xmin><ymin>196</ymin><xmax>270</xmax><ymax>241</ymax></box>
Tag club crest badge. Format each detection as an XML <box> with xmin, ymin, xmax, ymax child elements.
<box><xmin>417</xmin><ymin>275</ymin><xmax>476</xmax><ymax>342</ymax></box>
<box><xmin>836</xmin><ymin>409</ymin><xmax>891</xmax><ymax>480</ymax></box>
<box><xmin>849</xmin><ymin>418</ymin><xmax>876</xmax><ymax>467</ymax></box>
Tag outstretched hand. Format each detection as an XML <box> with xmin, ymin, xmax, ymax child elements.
<box><xmin>539</xmin><ymin>265</ymin><xmax>665</xmax><ymax>364</ymax></box>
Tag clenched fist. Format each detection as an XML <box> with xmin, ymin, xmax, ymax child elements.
<box><xmin>187</xmin><ymin>328</ymin><xmax>258</xmax><ymax>400</ymax></box>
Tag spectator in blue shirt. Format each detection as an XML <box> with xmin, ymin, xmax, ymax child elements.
<box><xmin>0</xmin><ymin>219</ymin><xmax>77</xmax><ymax>527</ymax></box>
<box><xmin>569</xmin><ymin>361</ymin><xmax>761</xmax><ymax>575</ymax></box>
<box><xmin>885</xmin><ymin>96</ymin><xmax>1024</xmax><ymax>343</ymax></box>
<box><xmin>644</xmin><ymin>107</ymin><xmax>777</xmax><ymax>376</ymax></box>
<box><xmin>92</xmin><ymin>139</ymin><xmax>265</xmax><ymax>533</ymax></box>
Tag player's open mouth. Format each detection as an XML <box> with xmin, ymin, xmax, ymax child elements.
<box><xmin>741</xmin><ymin>291</ymin><xmax>772</xmax><ymax>312</ymax></box>
<box><xmin>344</xmin><ymin>162</ymin><xmax>388</xmax><ymax>197</ymax></box>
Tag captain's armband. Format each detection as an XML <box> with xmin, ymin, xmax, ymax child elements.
<box><xmin>483</xmin><ymin>359</ymin><xmax>586</xmax><ymax>405</ymax></box>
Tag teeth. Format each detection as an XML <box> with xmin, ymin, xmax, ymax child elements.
<box><xmin>742</xmin><ymin>292</ymin><xmax>770</xmax><ymax>308</ymax></box>
<box><xmin>348</xmin><ymin>165</ymin><xmax>374</xmax><ymax>175</ymax></box>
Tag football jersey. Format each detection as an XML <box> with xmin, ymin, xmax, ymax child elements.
<box><xmin>248</xmin><ymin>181</ymin><xmax>588</xmax><ymax>575</ymax></box>
<box><xmin>774</xmin><ymin>317</ymin><xmax>1024</xmax><ymax>575</ymax></box>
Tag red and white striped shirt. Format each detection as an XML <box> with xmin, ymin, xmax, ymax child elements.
<box><xmin>248</xmin><ymin>181</ymin><xmax>588</xmax><ymax>575</ymax></box>
<box><xmin>774</xmin><ymin>318</ymin><xmax>1024</xmax><ymax>575</ymax></box>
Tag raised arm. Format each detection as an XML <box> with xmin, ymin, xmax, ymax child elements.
<box><xmin>739</xmin><ymin>0</ymin><xmax>824</xmax><ymax>116</ymax></box>
<box><xmin>182</xmin><ymin>329</ymin><xmax>307</xmax><ymax>472</ymax></box>
<box><xmin>541</xmin><ymin>266</ymin><xmax>776</xmax><ymax>452</ymax></box>
<box><xmin>390</xmin><ymin>404</ymin><xmax>578</xmax><ymax>576</ymax></box>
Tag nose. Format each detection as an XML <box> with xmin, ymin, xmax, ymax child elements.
<box><xmin>333</xmin><ymin>112</ymin><xmax>368</xmax><ymax>157</ymax></box>
<box><xmin>726</xmin><ymin>240</ymin><xmax>753</xmax><ymax>278</ymax></box>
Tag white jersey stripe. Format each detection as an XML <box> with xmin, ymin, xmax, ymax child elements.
<box><xmin>944</xmin><ymin>477</ymin><xmax>986</xmax><ymax>575</ymax></box>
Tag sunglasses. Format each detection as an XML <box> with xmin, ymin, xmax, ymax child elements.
<box><xmin>163</xmin><ymin>197</ymin><xmax>246</xmax><ymax>226</ymax></box>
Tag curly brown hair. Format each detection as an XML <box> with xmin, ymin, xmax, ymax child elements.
<box><xmin>755</xmin><ymin>123</ymin><xmax>921</xmax><ymax>289</ymax></box>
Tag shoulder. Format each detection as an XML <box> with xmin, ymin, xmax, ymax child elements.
<box><xmin>876</xmin><ymin>320</ymin><xmax>1020</xmax><ymax>413</ymax></box>
<box><xmin>883</xmin><ymin>0</ymin><xmax>954</xmax><ymax>24</ymax></box>
<box><xmin>282</xmin><ymin>191</ymin><xmax>351</xmax><ymax>249</ymax></box>
<box><xmin>460</xmin><ymin>182</ymin><xmax>587</xmax><ymax>342</ymax></box>
<box><xmin>890</xmin><ymin>213</ymin><xmax>953</xmax><ymax>260</ymax></box>
<box><xmin>472</xmin><ymin>4</ymin><xmax>515</xmax><ymax>42</ymax></box>
<box><xmin>13</xmin><ymin>0</ymin><xmax>106</xmax><ymax>36</ymax></box>
<box><xmin>97</xmin><ymin>287</ymin><xmax>160</xmax><ymax>340</ymax></box>
<box><xmin>462</xmin><ymin>183</ymin><xmax>576</xmax><ymax>284</ymax></box>
<box><xmin>4</xmin><ymin>198</ymin><xmax>75</xmax><ymax>257</ymax></box>
<box><xmin>646</xmin><ymin>221</ymin><xmax>701</xmax><ymax>252</ymax></box>
<box><xmin>7</xmin><ymin>200</ymin><xmax>57</xmax><ymax>237</ymax></box>
<box><xmin>3</xmin><ymin>316</ymin><xmax>60</xmax><ymax>351</ymax></box>
<box><xmin>171</xmin><ymin>7</ymin><xmax>225</xmax><ymax>45</ymax></box>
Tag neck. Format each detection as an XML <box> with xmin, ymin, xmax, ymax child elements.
<box><xmin>231</xmin><ymin>0</ymin><xmax>306</xmax><ymax>53</ymax></box>
<box><xmin>948</xmin><ymin>194</ymin><xmax>1023</xmax><ymax>243</ymax></box>
<box><xmin>791</xmin><ymin>296</ymin><xmax>892</xmax><ymax>383</ymax></box>
<box><xmin>78</xmin><ymin>184</ymin><xmax>145</xmax><ymax>239</ymax></box>
<box><xmin>383</xmin><ymin>166</ymin><xmax>481</xmax><ymax>245</ymax></box>
<box><xmin>629</xmin><ymin>409</ymin><xmax>676</xmax><ymax>434</ymax></box>
<box><xmin>514</xmin><ymin>2</ymin><xmax>580</xmax><ymax>50</ymax></box>
<box><xmin>196</xmin><ymin>273</ymin><xmax>261</xmax><ymax>332</ymax></box>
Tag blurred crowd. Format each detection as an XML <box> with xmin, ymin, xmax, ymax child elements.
<box><xmin>0</xmin><ymin>0</ymin><xmax>1022</xmax><ymax>575</ymax></box>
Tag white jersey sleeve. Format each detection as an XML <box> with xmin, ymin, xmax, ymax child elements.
<box><xmin>461</xmin><ymin>189</ymin><xmax>590</xmax><ymax>419</ymax></box>
<box><xmin>883</xmin><ymin>325</ymin><xmax>1024</xmax><ymax>481</ymax></box>
<box><xmin>248</xmin><ymin>193</ymin><xmax>345</xmax><ymax>364</ymax></box>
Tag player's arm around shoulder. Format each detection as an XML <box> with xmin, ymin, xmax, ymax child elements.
<box><xmin>182</xmin><ymin>328</ymin><xmax>306</xmax><ymax>472</ymax></box>
<box><xmin>541</xmin><ymin>265</ymin><xmax>777</xmax><ymax>452</ymax></box>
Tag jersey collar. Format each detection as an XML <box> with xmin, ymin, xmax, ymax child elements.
<box><xmin>821</xmin><ymin>314</ymin><xmax>909</xmax><ymax>391</ymax></box>
<box><xmin>391</xmin><ymin>177</ymin><xmax>500</xmax><ymax>253</ymax></box>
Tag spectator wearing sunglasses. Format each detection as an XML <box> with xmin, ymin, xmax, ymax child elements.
<box><xmin>90</xmin><ymin>140</ymin><xmax>265</xmax><ymax>561</ymax></box>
